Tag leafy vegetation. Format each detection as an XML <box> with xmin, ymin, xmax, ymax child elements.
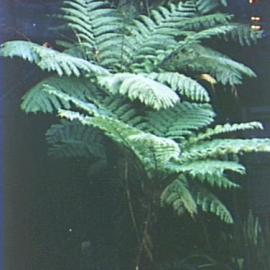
<box><xmin>1</xmin><ymin>0</ymin><xmax>269</xmax><ymax>268</ymax></box>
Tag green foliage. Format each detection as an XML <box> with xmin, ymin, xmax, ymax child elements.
<box><xmin>0</xmin><ymin>41</ymin><xmax>109</xmax><ymax>76</ymax></box>
<box><xmin>46</xmin><ymin>120</ymin><xmax>106</xmax><ymax>159</ymax></box>
<box><xmin>1</xmin><ymin>0</ymin><xmax>269</xmax><ymax>228</ymax></box>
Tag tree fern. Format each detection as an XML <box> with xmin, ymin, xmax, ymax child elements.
<box><xmin>1</xmin><ymin>0</ymin><xmax>269</xmax><ymax>235</ymax></box>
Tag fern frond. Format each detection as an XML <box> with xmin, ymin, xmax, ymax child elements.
<box><xmin>125</xmin><ymin>2</ymin><xmax>198</xmax><ymax>67</ymax></box>
<box><xmin>98</xmin><ymin>73</ymin><xmax>180</xmax><ymax>110</ymax></box>
<box><xmin>161</xmin><ymin>177</ymin><xmax>197</xmax><ymax>216</ymax></box>
<box><xmin>0</xmin><ymin>41</ymin><xmax>109</xmax><ymax>76</ymax></box>
<box><xmin>57</xmin><ymin>107</ymin><xmax>179</xmax><ymax>174</ymax></box>
<box><xmin>195</xmin><ymin>187</ymin><xmax>233</xmax><ymax>223</ymax></box>
<box><xmin>146</xmin><ymin>102</ymin><xmax>215</xmax><ymax>139</ymax></box>
<box><xmin>146</xmin><ymin>72</ymin><xmax>210</xmax><ymax>102</ymax></box>
<box><xmin>187</xmin><ymin>25</ymin><xmax>237</xmax><ymax>43</ymax></box>
<box><xmin>226</xmin><ymin>24</ymin><xmax>263</xmax><ymax>46</ymax></box>
<box><xmin>195</xmin><ymin>0</ymin><xmax>227</xmax><ymax>15</ymax></box>
<box><xmin>21</xmin><ymin>76</ymin><xmax>101</xmax><ymax>114</ymax></box>
<box><xmin>188</xmin><ymin>122</ymin><xmax>263</xmax><ymax>145</ymax></box>
<box><xmin>179</xmin><ymin>13</ymin><xmax>232</xmax><ymax>31</ymax></box>
<box><xmin>196</xmin><ymin>174</ymin><xmax>240</xmax><ymax>189</ymax></box>
<box><xmin>128</xmin><ymin>133</ymin><xmax>181</xmax><ymax>172</ymax></box>
<box><xmin>46</xmin><ymin>120</ymin><xmax>106</xmax><ymax>159</ymax></box>
<box><xmin>175</xmin><ymin>51</ymin><xmax>256</xmax><ymax>85</ymax></box>
<box><xmin>61</xmin><ymin>0</ymin><xmax>125</xmax><ymax>67</ymax></box>
<box><xmin>44</xmin><ymin>86</ymin><xmax>102</xmax><ymax>116</ymax></box>
<box><xmin>168</xmin><ymin>159</ymin><xmax>245</xmax><ymax>176</ymax></box>
<box><xmin>181</xmin><ymin>139</ymin><xmax>270</xmax><ymax>162</ymax></box>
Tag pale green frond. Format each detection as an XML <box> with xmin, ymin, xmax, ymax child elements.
<box><xmin>168</xmin><ymin>159</ymin><xmax>246</xmax><ymax>175</ymax></box>
<box><xmin>188</xmin><ymin>122</ymin><xmax>263</xmax><ymax>144</ymax></box>
<box><xmin>98</xmin><ymin>73</ymin><xmax>180</xmax><ymax>110</ymax></box>
<box><xmin>43</xmin><ymin>86</ymin><xmax>102</xmax><ymax>116</ymax></box>
<box><xmin>181</xmin><ymin>139</ymin><xmax>270</xmax><ymax>162</ymax></box>
<box><xmin>0</xmin><ymin>41</ymin><xmax>109</xmax><ymax>77</ymax></box>
<box><xmin>145</xmin><ymin>72</ymin><xmax>210</xmax><ymax>102</ymax></box>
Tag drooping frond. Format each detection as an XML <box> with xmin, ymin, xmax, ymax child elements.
<box><xmin>226</xmin><ymin>24</ymin><xmax>263</xmax><ymax>46</ymax></box>
<box><xmin>146</xmin><ymin>102</ymin><xmax>215</xmax><ymax>139</ymax></box>
<box><xmin>161</xmin><ymin>177</ymin><xmax>197</xmax><ymax>216</ymax></box>
<box><xmin>187</xmin><ymin>122</ymin><xmax>263</xmax><ymax>145</ymax></box>
<box><xmin>46</xmin><ymin>120</ymin><xmax>106</xmax><ymax>159</ymax></box>
<box><xmin>43</xmin><ymin>86</ymin><xmax>102</xmax><ymax>116</ymax></box>
<box><xmin>58</xmin><ymin>109</ymin><xmax>180</xmax><ymax>174</ymax></box>
<box><xmin>98</xmin><ymin>73</ymin><xmax>180</xmax><ymax>110</ymax></box>
<box><xmin>166</xmin><ymin>159</ymin><xmax>243</xmax><ymax>189</ymax></box>
<box><xmin>195</xmin><ymin>186</ymin><xmax>233</xmax><ymax>223</ymax></box>
<box><xmin>0</xmin><ymin>41</ymin><xmax>109</xmax><ymax>76</ymax></box>
<box><xmin>145</xmin><ymin>72</ymin><xmax>210</xmax><ymax>102</ymax></box>
<box><xmin>181</xmin><ymin>139</ymin><xmax>270</xmax><ymax>162</ymax></box>
<box><xmin>174</xmin><ymin>49</ymin><xmax>256</xmax><ymax>85</ymax></box>
<box><xmin>21</xmin><ymin>76</ymin><xmax>102</xmax><ymax>114</ymax></box>
<box><xmin>194</xmin><ymin>174</ymin><xmax>240</xmax><ymax>189</ymax></box>
<box><xmin>160</xmin><ymin>173</ymin><xmax>237</xmax><ymax>222</ymax></box>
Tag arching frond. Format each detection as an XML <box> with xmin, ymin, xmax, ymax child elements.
<box><xmin>21</xmin><ymin>76</ymin><xmax>101</xmax><ymax>114</ymax></box>
<box><xmin>188</xmin><ymin>122</ymin><xmax>263</xmax><ymax>144</ymax></box>
<box><xmin>181</xmin><ymin>139</ymin><xmax>270</xmax><ymax>162</ymax></box>
<box><xmin>98</xmin><ymin>73</ymin><xmax>180</xmax><ymax>110</ymax></box>
<box><xmin>146</xmin><ymin>102</ymin><xmax>215</xmax><ymax>139</ymax></box>
<box><xmin>146</xmin><ymin>72</ymin><xmax>210</xmax><ymax>102</ymax></box>
<box><xmin>175</xmin><ymin>51</ymin><xmax>256</xmax><ymax>85</ymax></box>
<box><xmin>168</xmin><ymin>159</ymin><xmax>246</xmax><ymax>176</ymax></box>
<box><xmin>0</xmin><ymin>41</ymin><xmax>109</xmax><ymax>77</ymax></box>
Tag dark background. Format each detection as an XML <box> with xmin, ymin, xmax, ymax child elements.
<box><xmin>1</xmin><ymin>1</ymin><xmax>270</xmax><ymax>269</ymax></box>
